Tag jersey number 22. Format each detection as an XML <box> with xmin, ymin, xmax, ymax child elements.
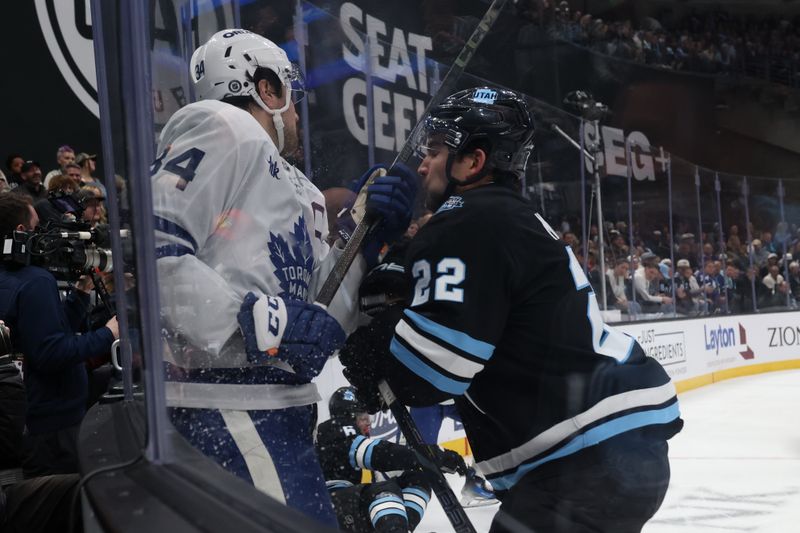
<box><xmin>411</xmin><ymin>258</ymin><xmax>466</xmax><ymax>306</ymax></box>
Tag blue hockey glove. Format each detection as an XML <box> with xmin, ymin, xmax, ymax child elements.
<box><xmin>237</xmin><ymin>292</ymin><xmax>345</xmax><ymax>381</ymax></box>
<box><xmin>339</xmin><ymin>163</ymin><xmax>418</xmax><ymax>268</ymax></box>
<box><xmin>364</xmin><ymin>163</ymin><xmax>418</xmax><ymax>242</ymax></box>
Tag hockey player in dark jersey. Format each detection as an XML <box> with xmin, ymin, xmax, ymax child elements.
<box><xmin>316</xmin><ymin>386</ymin><xmax>466</xmax><ymax>532</ymax></box>
<box><xmin>340</xmin><ymin>87</ymin><xmax>684</xmax><ymax>532</ymax></box>
<box><xmin>359</xmin><ymin>239</ymin><xmax>500</xmax><ymax>508</ymax></box>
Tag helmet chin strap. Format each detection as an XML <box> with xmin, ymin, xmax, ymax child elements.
<box><xmin>252</xmin><ymin>90</ymin><xmax>290</xmax><ymax>153</ymax></box>
<box><xmin>445</xmin><ymin>152</ymin><xmax>490</xmax><ymax>186</ymax></box>
<box><xmin>429</xmin><ymin>153</ymin><xmax>490</xmax><ymax>211</ymax></box>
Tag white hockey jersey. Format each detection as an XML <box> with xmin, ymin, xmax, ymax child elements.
<box><xmin>152</xmin><ymin>99</ymin><xmax>365</xmax><ymax>371</ymax></box>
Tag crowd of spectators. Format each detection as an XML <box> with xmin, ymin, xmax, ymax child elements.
<box><xmin>0</xmin><ymin>145</ymin><xmax>119</xmax><ymax>531</ymax></box>
<box><xmin>559</xmin><ymin>217</ymin><xmax>800</xmax><ymax>320</ymax></box>
<box><xmin>536</xmin><ymin>1</ymin><xmax>800</xmax><ymax>87</ymax></box>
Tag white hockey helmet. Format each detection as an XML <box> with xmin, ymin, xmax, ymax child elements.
<box><xmin>190</xmin><ymin>29</ymin><xmax>304</xmax><ymax>152</ymax></box>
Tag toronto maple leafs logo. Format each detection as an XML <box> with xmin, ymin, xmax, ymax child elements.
<box><xmin>268</xmin><ymin>156</ymin><xmax>280</xmax><ymax>179</ymax></box>
<box><xmin>268</xmin><ymin>216</ymin><xmax>314</xmax><ymax>300</ymax></box>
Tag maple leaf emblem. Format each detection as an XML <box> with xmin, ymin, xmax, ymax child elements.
<box><xmin>268</xmin><ymin>216</ymin><xmax>315</xmax><ymax>300</ymax></box>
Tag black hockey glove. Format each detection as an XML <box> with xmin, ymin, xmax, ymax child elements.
<box><xmin>339</xmin><ymin>305</ymin><xmax>405</xmax><ymax>413</ymax></box>
<box><xmin>414</xmin><ymin>445</ymin><xmax>468</xmax><ymax>476</ymax></box>
<box><xmin>431</xmin><ymin>446</ymin><xmax>469</xmax><ymax>476</ymax></box>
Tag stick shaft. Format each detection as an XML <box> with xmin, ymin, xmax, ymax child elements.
<box><xmin>378</xmin><ymin>381</ymin><xmax>477</xmax><ymax>533</ymax></box>
<box><xmin>315</xmin><ymin>0</ymin><xmax>510</xmax><ymax>307</ymax></box>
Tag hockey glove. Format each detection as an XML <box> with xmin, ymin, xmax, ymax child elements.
<box><xmin>339</xmin><ymin>305</ymin><xmax>405</xmax><ymax>413</ymax></box>
<box><xmin>237</xmin><ymin>292</ymin><xmax>346</xmax><ymax>381</ymax></box>
<box><xmin>428</xmin><ymin>446</ymin><xmax>469</xmax><ymax>476</ymax></box>
<box><xmin>412</xmin><ymin>446</ymin><xmax>468</xmax><ymax>476</ymax></box>
<box><xmin>338</xmin><ymin>164</ymin><xmax>418</xmax><ymax>268</ymax></box>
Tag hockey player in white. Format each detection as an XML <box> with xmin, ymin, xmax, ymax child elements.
<box><xmin>151</xmin><ymin>29</ymin><xmax>417</xmax><ymax>526</ymax></box>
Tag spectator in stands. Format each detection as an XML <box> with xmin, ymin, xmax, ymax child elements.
<box><xmin>675</xmin><ymin>233</ymin><xmax>696</xmax><ymax>265</ymax></box>
<box><xmin>4</xmin><ymin>154</ymin><xmax>25</xmax><ymax>190</ymax></box>
<box><xmin>761</xmin><ymin>231</ymin><xmax>777</xmax><ymax>254</ymax></box>
<box><xmin>727</xmin><ymin>225</ymin><xmax>742</xmax><ymax>255</ymax></box>
<box><xmin>700</xmin><ymin>242</ymin><xmax>716</xmax><ymax>265</ymax></box>
<box><xmin>42</xmin><ymin>146</ymin><xmax>75</xmax><ymax>190</ymax></box>
<box><xmin>605</xmin><ymin>258</ymin><xmax>640</xmax><ymax>315</ymax></box>
<box><xmin>741</xmin><ymin>266</ymin><xmax>767</xmax><ymax>311</ymax></box>
<box><xmin>714</xmin><ymin>260</ymin><xmax>730</xmax><ymax>312</ymax></box>
<box><xmin>760</xmin><ymin>252</ymin><xmax>779</xmax><ymax>277</ymax></box>
<box><xmin>75</xmin><ymin>153</ymin><xmax>107</xmax><ymax>198</ymax></box>
<box><xmin>761</xmin><ymin>263</ymin><xmax>790</xmax><ymax>309</ymax></box>
<box><xmin>788</xmin><ymin>261</ymin><xmax>800</xmax><ymax>301</ymax></box>
<box><xmin>64</xmin><ymin>163</ymin><xmax>83</xmax><ymax>185</ymax></box>
<box><xmin>650</xmin><ymin>229</ymin><xmax>671</xmax><ymax>259</ymax></box>
<box><xmin>658</xmin><ymin>258</ymin><xmax>674</xmax><ymax>296</ymax></box>
<box><xmin>750</xmin><ymin>238</ymin><xmax>768</xmax><ymax>267</ymax></box>
<box><xmin>75</xmin><ymin>186</ymin><xmax>106</xmax><ymax>227</ymax></box>
<box><xmin>633</xmin><ymin>252</ymin><xmax>674</xmax><ymax>314</ymax></box>
<box><xmin>11</xmin><ymin>161</ymin><xmax>46</xmax><ymax>202</ymax></box>
<box><xmin>675</xmin><ymin>259</ymin><xmax>703</xmax><ymax>315</ymax></box>
<box><xmin>0</xmin><ymin>194</ymin><xmax>119</xmax><ymax>476</ymax></box>
<box><xmin>34</xmin><ymin>174</ymin><xmax>81</xmax><ymax>226</ymax></box>
<box><xmin>725</xmin><ymin>263</ymin><xmax>749</xmax><ymax>314</ymax></box>
<box><xmin>697</xmin><ymin>260</ymin><xmax>721</xmax><ymax>314</ymax></box>
<box><xmin>609</xmin><ymin>229</ymin><xmax>628</xmax><ymax>258</ymax></box>
<box><xmin>552</xmin><ymin>8</ymin><xmax>800</xmax><ymax>87</ymax></box>
<box><xmin>762</xmin><ymin>264</ymin><xmax>785</xmax><ymax>293</ymax></box>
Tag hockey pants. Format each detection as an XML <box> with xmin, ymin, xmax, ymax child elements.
<box><xmin>489</xmin><ymin>431</ymin><xmax>671</xmax><ymax>533</ymax></box>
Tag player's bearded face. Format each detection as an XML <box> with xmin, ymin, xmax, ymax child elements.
<box><xmin>417</xmin><ymin>137</ymin><xmax>451</xmax><ymax>208</ymax></box>
<box><xmin>280</xmin><ymin>98</ymin><xmax>300</xmax><ymax>156</ymax></box>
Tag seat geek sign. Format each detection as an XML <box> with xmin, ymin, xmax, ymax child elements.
<box><xmin>583</xmin><ymin>125</ymin><xmax>671</xmax><ymax>182</ymax></box>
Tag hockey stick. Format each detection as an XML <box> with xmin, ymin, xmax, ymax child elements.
<box><xmin>316</xmin><ymin>4</ymin><xmax>512</xmax><ymax>531</ymax></box>
<box><xmin>378</xmin><ymin>381</ymin><xmax>477</xmax><ymax>533</ymax></box>
<box><xmin>314</xmin><ymin>0</ymin><xmax>512</xmax><ymax>308</ymax></box>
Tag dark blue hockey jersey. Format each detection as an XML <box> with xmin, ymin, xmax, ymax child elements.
<box><xmin>383</xmin><ymin>183</ymin><xmax>683</xmax><ymax>492</ymax></box>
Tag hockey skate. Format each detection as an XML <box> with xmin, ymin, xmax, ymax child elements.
<box><xmin>460</xmin><ymin>468</ymin><xmax>499</xmax><ymax>508</ymax></box>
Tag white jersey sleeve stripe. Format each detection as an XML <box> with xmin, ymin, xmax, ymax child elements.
<box><xmin>477</xmin><ymin>381</ymin><xmax>678</xmax><ymax>476</ymax></box>
<box><xmin>395</xmin><ymin>318</ymin><xmax>486</xmax><ymax>380</ymax></box>
<box><xmin>403</xmin><ymin>309</ymin><xmax>495</xmax><ymax>361</ymax></box>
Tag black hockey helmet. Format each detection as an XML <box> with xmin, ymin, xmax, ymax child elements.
<box><xmin>329</xmin><ymin>386</ymin><xmax>367</xmax><ymax>420</ymax></box>
<box><xmin>417</xmin><ymin>87</ymin><xmax>535</xmax><ymax>185</ymax></box>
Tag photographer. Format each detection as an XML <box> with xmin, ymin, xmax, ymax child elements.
<box><xmin>0</xmin><ymin>194</ymin><xmax>119</xmax><ymax>477</ymax></box>
<box><xmin>1</xmin><ymin>320</ymin><xmax>82</xmax><ymax>533</ymax></box>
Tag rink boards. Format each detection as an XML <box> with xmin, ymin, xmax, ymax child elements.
<box><xmin>315</xmin><ymin>311</ymin><xmax>800</xmax><ymax>452</ymax></box>
<box><xmin>613</xmin><ymin>310</ymin><xmax>800</xmax><ymax>393</ymax></box>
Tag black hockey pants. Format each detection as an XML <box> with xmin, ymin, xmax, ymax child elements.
<box><xmin>489</xmin><ymin>430</ymin><xmax>671</xmax><ymax>533</ymax></box>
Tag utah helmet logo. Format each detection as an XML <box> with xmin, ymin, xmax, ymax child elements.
<box><xmin>35</xmin><ymin>0</ymin><xmax>99</xmax><ymax>117</ymax></box>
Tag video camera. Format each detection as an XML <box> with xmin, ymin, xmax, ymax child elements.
<box><xmin>1</xmin><ymin>220</ymin><xmax>113</xmax><ymax>282</ymax></box>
